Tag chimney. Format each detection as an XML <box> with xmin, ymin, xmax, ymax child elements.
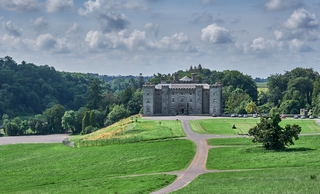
<box><xmin>174</xmin><ymin>73</ymin><xmax>179</xmax><ymax>83</ymax></box>
<box><xmin>192</xmin><ymin>73</ymin><xmax>196</xmax><ymax>81</ymax></box>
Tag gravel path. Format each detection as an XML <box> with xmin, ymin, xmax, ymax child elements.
<box><xmin>151</xmin><ymin>116</ymin><xmax>247</xmax><ymax>194</ymax></box>
<box><xmin>0</xmin><ymin>134</ymin><xmax>70</xmax><ymax>145</ymax></box>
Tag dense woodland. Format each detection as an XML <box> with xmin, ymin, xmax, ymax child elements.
<box><xmin>1</xmin><ymin>56</ymin><xmax>320</xmax><ymax>136</ymax></box>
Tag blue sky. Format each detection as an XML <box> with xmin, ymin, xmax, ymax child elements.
<box><xmin>1</xmin><ymin>0</ymin><xmax>320</xmax><ymax>77</ymax></box>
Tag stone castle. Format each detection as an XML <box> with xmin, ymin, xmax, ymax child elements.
<box><xmin>142</xmin><ymin>73</ymin><xmax>222</xmax><ymax>116</ymax></box>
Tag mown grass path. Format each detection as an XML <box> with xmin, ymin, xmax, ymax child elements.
<box><xmin>150</xmin><ymin>117</ymin><xmax>247</xmax><ymax>194</ymax></box>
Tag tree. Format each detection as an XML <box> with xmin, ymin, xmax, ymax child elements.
<box><xmin>86</xmin><ymin>79</ymin><xmax>103</xmax><ymax>110</ymax></box>
<box><xmin>245</xmin><ymin>101</ymin><xmax>257</xmax><ymax>114</ymax></box>
<box><xmin>225</xmin><ymin>88</ymin><xmax>251</xmax><ymax>113</ymax></box>
<box><xmin>105</xmin><ymin>105</ymin><xmax>130</xmax><ymax>125</ymax></box>
<box><xmin>81</xmin><ymin>111</ymin><xmax>90</xmax><ymax>135</ymax></box>
<box><xmin>43</xmin><ymin>104</ymin><xmax>66</xmax><ymax>134</ymax></box>
<box><xmin>248</xmin><ymin>113</ymin><xmax>301</xmax><ymax>150</ymax></box>
<box><xmin>61</xmin><ymin>110</ymin><xmax>76</xmax><ymax>133</ymax></box>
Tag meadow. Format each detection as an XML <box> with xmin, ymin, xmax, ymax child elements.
<box><xmin>256</xmin><ymin>82</ymin><xmax>268</xmax><ymax>93</ymax></box>
<box><xmin>0</xmin><ymin>139</ymin><xmax>195</xmax><ymax>193</ymax></box>
<box><xmin>189</xmin><ymin>118</ymin><xmax>320</xmax><ymax>135</ymax></box>
<box><xmin>174</xmin><ymin>135</ymin><xmax>320</xmax><ymax>194</ymax></box>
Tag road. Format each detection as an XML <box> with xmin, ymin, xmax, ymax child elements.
<box><xmin>148</xmin><ymin>116</ymin><xmax>247</xmax><ymax>194</ymax></box>
<box><xmin>0</xmin><ymin>134</ymin><xmax>70</xmax><ymax>145</ymax></box>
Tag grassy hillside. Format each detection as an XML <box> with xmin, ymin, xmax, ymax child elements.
<box><xmin>71</xmin><ymin>116</ymin><xmax>185</xmax><ymax>146</ymax></box>
<box><xmin>0</xmin><ymin>140</ymin><xmax>195</xmax><ymax>193</ymax></box>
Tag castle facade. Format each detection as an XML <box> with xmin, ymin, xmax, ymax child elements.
<box><xmin>142</xmin><ymin>74</ymin><xmax>222</xmax><ymax>116</ymax></box>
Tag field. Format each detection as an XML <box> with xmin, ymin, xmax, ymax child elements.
<box><xmin>174</xmin><ymin>135</ymin><xmax>320</xmax><ymax>193</ymax></box>
<box><xmin>189</xmin><ymin>118</ymin><xmax>320</xmax><ymax>135</ymax></box>
<box><xmin>71</xmin><ymin>116</ymin><xmax>185</xmax><ymax>146</ymax></box>
<box><xmin>256</xmin><ymin>82</ymin><xmax>268</xmax><ymax>93</ymax></box>
<box><xmin>0</xmin><ymin>139</ymin><xmax>195</xmax><ymax>193</ymax></box>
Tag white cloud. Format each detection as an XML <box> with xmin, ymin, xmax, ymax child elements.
<box><xmin>273</xmin><ymin>9</ymin><xmax>320</xmax><ymax>41</ymax></box>
<box><xmin>85</xmin><ymin>29</ymin><xmax>150</xmax><ymax>51</ymax></box>
<box><xmin>144</xmin><ymin>22</ymin><xmax>159</xmax><ymax>37</ymax></box>
<box><xmin>79</xmin><ymin>0</ymin><xmax>130</xmax><ymax>32</ymax></box>
<box><xmin>0</xmin><ymin>0</ymin><xmax>40</xmax><ymax>12</ymax></box>
<box><xmin>201</xmin><ymin>23</ymin><xmax>233</xmax><ymax>44</ymax></box>
<box><xmin>156</xmin><ymin>32</ymin><xmax>190</xmax><ymax>51</ymax></box>
<box><xmin>67</xmin><ymin>23</ymin><xmax>80</xmax><ymax>34</ymax></box>
<box><xmin>36</xmin><ymin>33</ymin><xmax>71</xmax><ymax>53</ymax></box>
<box><xmin>36</xmin><ymin>34</ymin><xmax>57</xmax><ymax>49</ymax></box>
<box><xmin>189</xmin><ymin>12</ymin><xmax>214</xmax><ymax>24</ymax></box>
<box><xmin>2</xmin><ymin>21</ymin><xmax>21</xmax><ymax>37</ymax></box>
<box><xmin>265</xmin><ymin>0</ymin><xmax>303</xmax><ymax>11</ymax></box>
<box><xmin>289</xmin><ymin>39</ymin><xmax>312</xmax><ymax>52</ymax></box>
<box><xmin>31</xmin><ymin>17</ymin><xmax>48</xmax><ymax>31</ymax></box>
<box><xmin>46</xmin><ymin>0</ymin><xmax>74</xmax><ymax>13</ymax></box>
<box><xmin>283</xmin><ymin>9</ymin><xmax>318</xmax><ymax>29</ymax></box>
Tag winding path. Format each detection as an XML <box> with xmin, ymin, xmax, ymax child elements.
<box><xmin>150</xmin><ymin>116</ymin><xmax>247</xmax><ymax>194</ymax></box>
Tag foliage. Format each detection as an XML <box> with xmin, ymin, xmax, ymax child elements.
<box><xmin>105</xmin><ymin>104</ymin><xmax>130</xmax><ymax>125</ymax></box>
<box><xmin>248</xmin><ymin>114</ymin><xmax>301</xmax><ymax>150</ymax></box>
<box><xmin>61</xmin><ymin>110</ymin><xmax>76</xmax><ymax>133</ymax></box>
<box><xmin>43</xmin><ymin>104</ymin><xmax>66</xmax><ymax>134</ymax></box>
<box><xmin>86</xmin><ymin>79</ymin><xmax>103</xmax><ymax>110</ymax></box>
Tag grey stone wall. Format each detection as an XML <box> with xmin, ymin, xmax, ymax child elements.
<box><xmin>195</xmin><ymin>86</ymin><xmax>203</xmax><ymax>114</ymax></box>
<box><xmin>209</xmin><ymin>84</ymin><xmax>222</xmax><ymax>115</ymax></box>
<box><xmin>143</xmin><ymin>85</ymin><xmax>155</xmax><ymax>116</ymax></box>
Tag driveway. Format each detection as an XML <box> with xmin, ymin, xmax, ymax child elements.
<box><xmin>0</xmin><ymin>134</ymin><xmax>70</xmax><ymax>145</ymax></box>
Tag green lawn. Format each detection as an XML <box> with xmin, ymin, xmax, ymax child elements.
<box><xmin>173</xmin><ymin>167</ymin><xmax>320</xmax><ymax>194</ymax></box>
<box><xmin>207</xmin><ymin>136</ymin><xmax>320</xmax><ymax>170</ymax></box>
<box><xmin>190</xmin><ymin>118</ymin><xmax>320</xmax><ymax>135</ymax></box>
<box><xmin>0</xmin><ymin>139</ymin><xmax>195</xmax><ymax>193</ymax></box>
<box><xmin>174</xmin><ymin>135</ymin><xmax>320</xmax><ymax>193</ymax></box>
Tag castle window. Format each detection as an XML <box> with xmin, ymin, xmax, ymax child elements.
<box><xmin>147</xmin><ymin>99</ymin><xmax>150</xmax><ymax>103</ymax></box>
<box><xmin>213</xmin><ymin>92</ymin><xmax>217</xmax><ymax>96</ymax></box>
<box><xmin>213</xmin><ymin>99</ymin><xmax>217</xmax><ymax>103</ymax></box>
<box><xmin>147</xmin><ymin>92</ymin><xmax>150</xmax><ymax>95</ymax></box>
<box><xmin>190</xmin><ymin>92</ymin><xmax>192</xmax><ymax>95</ymax></box>
<box><xmin>181</xmin><ymin>98</ymin><xmax>184</xmax><ymax>102</ymax></box>
<box><xmin>180</xmin><ymin>92</ymin><xmax>183</xmax><ymax>95</ymax></box>
<box><xmin>190</xmin><ymin>98</ymin><xmax>192</xmax><ymax>102</ymax></box>
<box><xmin>172</xmin><ymin>98</ymin><xmax>175</xmax><ymax>102</ymax></box>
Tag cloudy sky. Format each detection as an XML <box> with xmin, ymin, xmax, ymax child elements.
<box><xmin>1</xmin><ymin>0</ymin><xmax>320</xmax><ymax>77</ymax></box>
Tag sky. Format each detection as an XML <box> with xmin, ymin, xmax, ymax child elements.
<box><xmin>1</xmin><ymin>0</ymin><xmax>320</xmax><ymax>78</ymax></box>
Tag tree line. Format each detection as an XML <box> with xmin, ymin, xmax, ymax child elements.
<box><xmin>148</xmin><ymin>64</ymin><xmax>320</xmax><ymax>116</ymax></box>
<box><xmin>1</xmin><ymin>58</ymin><xmax>320</xmax><ymax>136</ymax></box>
<box><xmin>1</xmin><ymin>56</ymin><xmax>144</xmax><ymax>136</ymax></box>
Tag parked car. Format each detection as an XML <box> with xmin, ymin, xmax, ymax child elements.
<box><xmin>301</xmin><ymin>115</ymin><xmax>305</xmax><ymax>119</ymax></box>
<box><xmin>294</xmin><ymin>115</ymin><xmax>299</xmax><ymax>119</ymax></box>
<box><xmin>253</xmin><ymin>114</ymin><xmax>258</xmax><ymax>118</ymax></box>
<box><xmin>309</xmin><ymin>115</ymin><xmax>314</xmax><ymax>119</ymax></box>
<box><xmin>238</xmin><ymin>114</ymin><xmax>243</xmax><ymax>117</ymax></box>
<box><xmin>231</xmin><ymin>114</ymin><xmax>236</xmax><ymax>117</ymax></box>
<box><xmin>243</xmin><ymin>114</ymin><xmax>248</xmax><ymax>118</ymax></box>
<box><xmin>281</xmin><ymin>115</ymin><xmax>286</xmax><ymax>118</ymax></box>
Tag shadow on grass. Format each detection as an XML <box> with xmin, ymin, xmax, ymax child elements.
<box><xmin>0</xmin><ymin>133</ymin><xmax>4</xmax><ymax>137</ymax></box>
<box><xmin>284</xmin><ymin>147</ymin><xmax>315</xmax><ymax>152</ymax></box>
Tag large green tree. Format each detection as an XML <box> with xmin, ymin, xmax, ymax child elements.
<box><xmin>248</xmin><ymin>114</ymin><xmax>301</xmax><ymax>150</ymax></box>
